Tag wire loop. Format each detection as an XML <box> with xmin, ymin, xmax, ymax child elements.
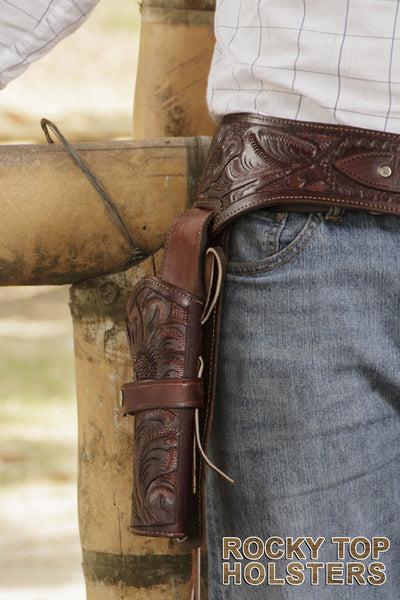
<box><xmin>41</xmin><ymin>118</ymin><xmax>149</xmax><ymax>269</ymax></box>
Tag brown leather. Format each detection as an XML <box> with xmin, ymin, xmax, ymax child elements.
<box><xmin>123</xmin><ymin>210</ymin><xmax>212</xmax><ymax>539</ymax></box>
<box><xmin>123</xmin><ymin>113</ymin><xmax>400</xmax><ymax>547</ymax></box>
<box><xmin>195</xmin><ymin>113</ymin><xmax>400</xmax><ymax>234</ymax></box>
<box><xmin>185</xmin><ymin>228</ymin><xmax>229</xmax><ymax>547</ymax></box>
<box><xmin>161</xmin><ymin>207</ymin><xmax>215</xmax><ymax>297</ymax></box>
<box><xmin>334</xmin><ymin>152</ymin><xmax>400</xmax><ymax>193</ymax></box>
<box><xmin>121</xmin><ymin>378</ymin><xmax>204</xmax><ymax>415</ymax></box>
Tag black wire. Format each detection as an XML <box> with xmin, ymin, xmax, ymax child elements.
<box><xmin>40</xmin><ymin>118</ymin><xmax>149</xmax><ymax>269</ymax></box>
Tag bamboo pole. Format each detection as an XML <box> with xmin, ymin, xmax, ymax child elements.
<box><xmin>71</xmin><ymin>256</ymin><xmax>195</xmax><ymax>600</ymax></box>
<box><xmin>71</xmin><ymin>1</ymin><xmax>216</xmax><ymax>599</ymax></box>
<box><xmin>133</xmin><ymin>0</ymin><xmax>216</xmax><ymax>138</ymax></box>
<box><xmin>0</xmin><ymin>137</ymin><xmax>209</xmax><ymax>285</ymax></box>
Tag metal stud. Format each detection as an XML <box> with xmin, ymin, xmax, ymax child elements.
<box><xmin>379</xmin><ymin>165</ymin><xmax>392</xmax><ymax>178</ymax></box>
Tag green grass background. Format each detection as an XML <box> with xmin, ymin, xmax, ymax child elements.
<box><xmin>0</xmin><ymin>338</ymin><xmax>76</xmax><ymax>486</ymax></box>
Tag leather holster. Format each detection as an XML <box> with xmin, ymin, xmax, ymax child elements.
<box><xmin>121</xmin><ymin>208</ymin><xmax>218</xmax><ymax>542</ymax></box>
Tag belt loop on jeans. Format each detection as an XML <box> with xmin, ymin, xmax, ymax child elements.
<box><xmin>326</xmin><ymin>207</ymin><xmax>345</xmax><ymax>222</ymax></box>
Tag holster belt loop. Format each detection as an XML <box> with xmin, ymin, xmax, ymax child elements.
<box><xmin>121</xmin><ymin>378</ymin><xmax>204</xmax><ymax>415</ymax></box>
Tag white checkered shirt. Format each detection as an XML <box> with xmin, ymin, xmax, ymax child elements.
<box><xmin>0</xmin><ymin>0</ymin><xmax>99</xmax><ymax>89</ymax></box>
<box><xmin>208</xmin><ymin>0</ymin><xmax>400</xmax><ymax>133</ymax></box>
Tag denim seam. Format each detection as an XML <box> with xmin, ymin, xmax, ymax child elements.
<box><xmin>228</xmin><ymin>213</ymin><xmax>323</xmax><ymax>275</ymax></box>
<box><xmin>197</xmin><ymin>302</ymin><xmax>217</xmax><ymax>538</ymax></box>
<box><xmin>266</xmin><ymin>213</ymin><xmax>288</xmax><ymax>256</ymax></box>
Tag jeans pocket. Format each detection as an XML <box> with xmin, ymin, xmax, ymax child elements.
<box><xmin>227</xmin><ymin>209</ymin><xmax>322</xmax><ymax>275</ymax></box>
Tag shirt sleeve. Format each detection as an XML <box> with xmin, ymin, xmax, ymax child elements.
<box><xmin>0</xmin><ymin>0</ymin><xmax>101</xmax><ymax>89</ymax></box>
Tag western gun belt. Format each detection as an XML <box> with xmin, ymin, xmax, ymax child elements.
<box><xmin>121</xmin><ymin>113</ymin><xmax>400</xmax><ymax>597</ymax></box>
<box><xmin>194</xmin><ymin>113</ymin><xmax>400</xmax><ymax>230</ymax></box>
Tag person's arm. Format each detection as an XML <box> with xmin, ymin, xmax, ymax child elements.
<box><xmin>0</xmin><ymin>0</ymin><xmax>100</xmax><ymax>89</ymax></box>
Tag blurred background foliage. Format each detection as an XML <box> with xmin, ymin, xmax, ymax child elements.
<box><xmin>0</xmin><ymin>1</ymin><xmax>141</xmax><ymax>598</ymax></box>
<box><xmin>0</xmin><ymin>0</ymin><xmax>141</xmax><ymax>143</ymax></box>
<box><xmin>0</xmin><ymin>333</ymin><xmax>76</xmax><ymax>486</ymax></box>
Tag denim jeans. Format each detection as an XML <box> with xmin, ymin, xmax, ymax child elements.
<box><xmin>206</xmin><ymin>209</ymin><xmax>400</xmax><ymax>598</ymax></box>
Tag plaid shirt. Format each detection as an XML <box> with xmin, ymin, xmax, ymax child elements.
<box><xmin>0</xmin><ymin>0</ymin><xmax>99</xmax><ymax>89</ymax></box>
<box><xmin>208</xmin><ymin>0</ymin><xmax>400</xmax><ymax>133</ymax></box>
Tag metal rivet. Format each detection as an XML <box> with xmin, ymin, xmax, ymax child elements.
<box><xmin>379</xmin><ymin>165</ymin><xmax>392</xmax><ymax>178</ymax></box>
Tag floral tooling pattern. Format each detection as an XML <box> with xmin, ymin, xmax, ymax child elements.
<box><xmin>126</xmin><ymin>277</ymin><xmax>201</xmax><ymax>532</ymax></box>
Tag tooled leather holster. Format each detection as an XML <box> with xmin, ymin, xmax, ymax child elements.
<box><xmin>122</xmin><ymin>113</ymin><xmax>400</xmax><ymax>547</ymax></box>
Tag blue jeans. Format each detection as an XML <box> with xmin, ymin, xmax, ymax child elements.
<box><xmin>206</xmin><ymin>209</ymin><xmax>400</xmax><ymax>598</ymax></box>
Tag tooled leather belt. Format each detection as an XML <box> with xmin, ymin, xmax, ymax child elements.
<box><xmin>194</xmin><ymin>113</ymin><xmax>400</xmax><ymax>231</ymax></box>
<box><xmin>121</xmin><ymin>113</ymin><xmax>400</xmax><ymax>597</ymax></box>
